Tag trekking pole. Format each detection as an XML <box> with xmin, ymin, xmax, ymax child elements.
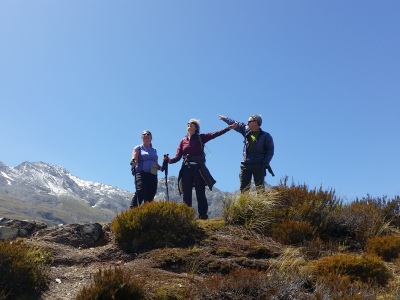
<box><xmin>130</xmin><ymin>159</ymin><xmax>140</xmax><ymax>207</ymax></box>
<box><xmin>161</xmin><ymin>154</ymin><xmax>169</xmax><ymax>201</ymax></box>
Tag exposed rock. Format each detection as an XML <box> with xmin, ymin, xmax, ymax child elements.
<box><xmin>0</xmin><ymin>217</ymin><xmax>47</xmax><ymax>240</ymax></box>
<box><xmin>0</xmin><ymin>226</ymin><xmax>19</xmax><ymax>240</ymax></box>
<box><xmin>34</xmin><ymin>222</ymin><xmax>108</xmax><ymax>248</ymax></box>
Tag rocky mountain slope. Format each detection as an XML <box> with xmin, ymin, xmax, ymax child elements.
<box><xmin>0</xmin><ymin>161</ymin><xmax>229</xmax><ymax>225</ymax></box>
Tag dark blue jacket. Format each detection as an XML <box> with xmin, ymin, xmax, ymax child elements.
<box><xmin>221</xmin><ymin>116</ymin><xmax>274</xmax><ymax>168</ymax></box>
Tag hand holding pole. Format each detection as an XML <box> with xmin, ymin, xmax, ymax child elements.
<box><xmin>162</xmin><ymin>154</ymin><xmax>169</xmax><ymax>201</ymax></box>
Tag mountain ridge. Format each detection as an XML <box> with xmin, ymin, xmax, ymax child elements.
<box><xmin>0</xmin><ymin>161</ymin><xmax>229</xmax><ymax>225</ymax></box>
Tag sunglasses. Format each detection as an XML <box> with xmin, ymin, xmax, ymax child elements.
<box><xmin>142</xmin><ymin>133</ymin><xmax>151</xmax><ymax>136</ymax></box>
<box><xmin>247</xmin><ymin>120</ymin><xmax>257</xmax><ymax>124</ymax></box>
<box><xmin>187</xmin><ymin>122</ymin><xmax>196</xmax><ymax>127</ymax></box>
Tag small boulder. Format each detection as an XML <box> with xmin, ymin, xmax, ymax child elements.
<box><xmin>35</xmin><ymin>222</ymin><xmax>107</xmax><ymax>248</ymax></box>
<box><xmin>0</xmin><ymin>217</ymin><xmax>48</xmax><ymax>240</ymax></box>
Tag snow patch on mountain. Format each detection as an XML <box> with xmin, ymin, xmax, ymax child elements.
<box><xmin>0</xmin><ymin>161</ymin><xmax>230</xmax><ymax>224</ymax></box>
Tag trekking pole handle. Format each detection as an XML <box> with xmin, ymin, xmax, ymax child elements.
<box><xmin>162</xmin><ymin>154</ymin><xmax>169</xmax><ymax>175</ymax></box>
<box><xmin>130</xmin><ymin>159</ymin><xmax>136</xmax><ymax>176</ymax></box>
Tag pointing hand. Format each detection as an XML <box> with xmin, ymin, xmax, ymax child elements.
<box><xmin>228</xmin><ymin>123</ymin><xmax>238</xmax><ymax>130</ymax></box>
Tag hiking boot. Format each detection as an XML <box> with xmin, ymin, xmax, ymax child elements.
<box><xmin>199</xmin><ymin>214</ymin><xmax>209</xmax><ymax>220</ymax></box>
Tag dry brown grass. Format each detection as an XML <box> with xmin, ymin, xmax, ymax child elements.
<box><xmin>25</xmin><ymin>217</ymin><xmax>399</xmax><ymax>300</ymax></box>
<box><xmin>5</xmin><ymin>187</ymin><xmax>400</xmax><ymax>299</ymax></box>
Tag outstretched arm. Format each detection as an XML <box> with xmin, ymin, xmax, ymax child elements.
<box><xmin>200</xmin><ymin>124</ymin><xmax>235</xmax><ymax>143</ymax></box>
<box><xmin>218</xmin><ymin>115</ymin><xmax>246</xmax><ymax>136</ymax></box>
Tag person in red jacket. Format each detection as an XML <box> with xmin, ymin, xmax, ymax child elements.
<box><xmin>165</xmin><ymin>119</ymin><xmax>237</xmax><ymax>219</ymax></box>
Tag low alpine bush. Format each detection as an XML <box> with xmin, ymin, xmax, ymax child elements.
<box><xmin>270</xmin><ymin>220</ymin><xmax>315</xmax><ymax>245</ymax></box>
<box><xmin>270</xmin><ymin>178</ymin><xmax>342</xmax><ymax>241</ymax></box>
<box><xmin>110</xmin><ymin>201</ymin><xmax>198</xmax><ymax>252</ymax></box>
<box><xmin>0</xmin><ymin>239</ymin><xmax>52</xmax><ymax>300</ymax></box>
<box><xmin>311</xmin><ymin>253</ymin><xmax>392</xmax><ymax>286</ymax></box>
<box><xmin>195</xmin><ymin>269</ymin><xmax>268</xmax><ymax>299</ymax></box>
<box><xmin>365</xmin><ymin>234</ymin><xmax>400</xmax><ymax>262</ymax></box>
<box><xmin>336</xmin><ymin>198</ymin><xmax>393</xmax><ymax>247</ymax></box>
<box><xmin>75</xmin><ymin>267</ymin><xmax>145</xmax><ymax>300</ymax></box>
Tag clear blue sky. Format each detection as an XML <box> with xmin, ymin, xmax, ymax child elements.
<box><xmin>1</xmin><ymin>1</ymin><xmax>399</xmax><ymax>201</ymax></box>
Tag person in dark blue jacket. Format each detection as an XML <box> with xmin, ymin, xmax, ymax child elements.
<box><xmin>219</xmin><ymin>114</ymin><xmax>274</xmax><ymax>193</ymax></box>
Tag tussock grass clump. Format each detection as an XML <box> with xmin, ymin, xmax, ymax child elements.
<box><xmin>365</xmin><ymin>234</ymin><xmax>400</xmax><ymax>262</ymax></box>
<box><xmin>110</xmin><ymin>201</ymin><xmax>198</xmax><ymax>252</ymax></box>
<box><xmin>0</xmin><ymin>239</ymin><xmax>52</xmax><ymax>300</ymax></box>
<box><xmin>75</xmin><ymin>267</ymin><xmax>145</xmax><ymax>300</ymax></box>
<box><xmin>310</xmin><ymin>253</ymin><xmax>392</xmax><ymax>286</ymax></box>
<box><xmin>222</xmin><ymin>190</ymin><xmax>279</xmax><ymax>233</ymax></box>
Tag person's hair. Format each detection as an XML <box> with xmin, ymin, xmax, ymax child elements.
<box><xmin>249</xmin><ymin>115</ymin><xmax>262</xmax><ymax>126</ymax></box>
<box><xmin>141</xmin><ymin>130</ymin><xmax>152</xmax><ymax>147</ymax></box>
<box><xmin>188</xmin><ymin>119</ymin><xmax>200</xmax><ymax>133</ymax></box>
<box><xmin>142</xmin><ymin>130</ymin><xmax>152</xmax><ymax>135</ymax></box>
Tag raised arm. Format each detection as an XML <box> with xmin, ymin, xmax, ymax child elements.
<box><xmin>200</xmin><ymin>125</ymin><xmax>235</xmax><ymax>143</ymax></box>
<box><xmin>218</xmin><ymin>115</ymin><xmax>246</xmax><ymax>136</ymax></box>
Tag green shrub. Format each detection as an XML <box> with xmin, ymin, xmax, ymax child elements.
<box><xmin>311</xmin><ymin>253</ymin><xmax>392</xmax><ymax>286</ymax></box>
<box><xmin>0</xmin><ymin>239</ymin><xmax>52</xmax><ymax>300</ymax></box>
<box><xmin>365</xmin><ymin>235</ymin><xmax>400</xmax><ymax>262</ymax></box>
<box><xmin>110</xmin><ymin>201</ymin><xmax>198</xmax><ymax>252</ymax></box>
<box><xmin>222</xmin><ymin>190</ymin><xmax>279</xmax><ymax>233</ymax></box>
<box><xmin>270</xmin><ymin>220</ymin><xmax>315</xmax><ymax>245</ymax></box>
<box><xmin>75</xmin><ymin>267</ymin><xmax>145</xmax><ymax>300</ymax></box>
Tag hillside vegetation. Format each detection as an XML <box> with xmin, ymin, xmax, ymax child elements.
<box><xmin>1</xmin><ymin>178</ymin><xmax>400</xmax><ymax>299</ymax></box>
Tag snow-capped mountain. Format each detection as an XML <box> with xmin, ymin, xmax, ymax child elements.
<box><xmin>0</xmin><ymin>161</ymin><xmax>229</xmax><ymax>225</ymax></box>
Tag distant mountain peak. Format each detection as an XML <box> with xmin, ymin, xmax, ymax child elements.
<box><xmin>0</xmin><ymin>161</ymin><xmax>228</xmax><ymax>225</ymax></box>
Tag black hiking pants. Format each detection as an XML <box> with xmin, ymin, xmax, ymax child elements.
<box><xmin>131</xmin><ymin>171</ymin><xmax>157</xmax><ymax>207</ymax></box>
<box><xmin>181</xmin><ymin>164</ymin><xmax>208</xmax><ymax>217</ymax></box>
<box><xmin>239</xmin><ymin>162</ymin><xmax>265</xmax><ymax>193</ymax></box>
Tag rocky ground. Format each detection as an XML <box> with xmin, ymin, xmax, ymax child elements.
<box><xmin>7</xmin><ymin>216</ymin><xmax>399</xmax><ymax>299</ymax></box>
<box><xmin>31</xmin><ymin>227</ymin><xmax>187</xmax><ymax>299</ymax></box>
<box><xmin>17</xmin><ymin>219</ymin><xmax>281</xmax><ymax>300</ymax></box>
<box><xmin>39</xmin><ymin>240</ymin><xmax>152</xmax><ymax>299</ymax></box>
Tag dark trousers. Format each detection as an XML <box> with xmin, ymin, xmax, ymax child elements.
<box><xmin>239</xmin><ymin>162</ymin><xmax>265</xmax><ymax>193</ymax></box>
<box><xmin>181</xmin><ymin>164</ymin><xmax>208</xmax><ymax>216</ymax></box>
<box><xmin>131</xmin><ymin>172</ymin><xmax>157</xmax><ymax>207</ymax></box>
